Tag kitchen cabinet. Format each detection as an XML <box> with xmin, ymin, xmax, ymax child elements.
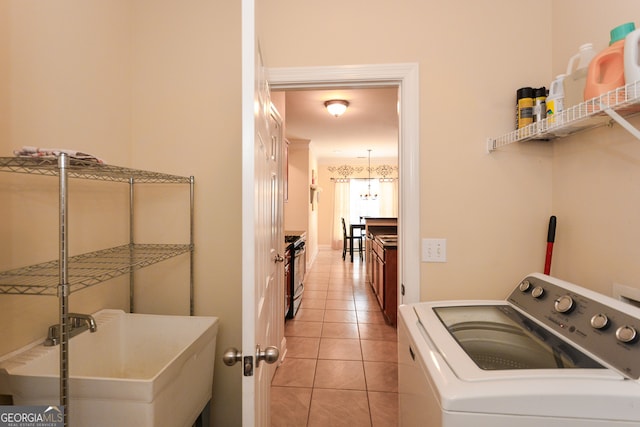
<box><xmin>369</xmin><ymin>234</ymin><xmax>397</xmax><ymax>326</ymax></box>
<box><xmin>487</xmin><ymin>81</ymin><xmax>640</xmax><ymax>152</ymax></box>
<box><xmin>364</xmin><ymin>217</ymin><xmax>397</xmax><ymax>286</ymax></box>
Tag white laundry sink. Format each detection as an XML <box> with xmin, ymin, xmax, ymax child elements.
<box><xmin>0</xmin><ymin>309</ymin><xmax>219</xmax><ymax>427</ymax></box>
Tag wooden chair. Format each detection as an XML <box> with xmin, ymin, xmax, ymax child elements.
<box><xmin>341</xmin><ymin>217</ymin><xmax>363</xmax><ymax>262</ymax></box>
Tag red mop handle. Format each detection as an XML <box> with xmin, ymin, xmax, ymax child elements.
<box><xmin>544</xmin><ymin>216</ymin><xmax>556</xmax><ymax>275</ymax></box>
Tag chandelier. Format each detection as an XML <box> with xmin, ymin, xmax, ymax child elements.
<box><xmin>360</xmin><ymin>149</ymin><xmax>378</xmax><ymax>200</ymax></box>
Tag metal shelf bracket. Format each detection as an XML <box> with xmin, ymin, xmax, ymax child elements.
<box><xmin>602</xmin><ymin>104</ymin><xmax>640</xmax><ymax>141</ymax></box>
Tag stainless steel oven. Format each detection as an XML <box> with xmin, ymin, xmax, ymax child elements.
<box><xmin>285</xmin><ymin>232</ymin><xmax>306</xmax><ymax>319</ymax></box>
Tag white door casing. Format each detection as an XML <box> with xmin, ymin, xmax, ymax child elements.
<box><xmin>268</xmin><ymin>64</ymin><xmax>421</xmax><ymax>305</ymax></box>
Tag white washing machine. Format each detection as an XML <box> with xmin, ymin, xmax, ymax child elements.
<box><xmin>398</xmin><ymin>273</ymin><xmax>640</xmax><ymax>426</ymax></box>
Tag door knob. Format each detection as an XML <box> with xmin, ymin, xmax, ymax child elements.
<box><xmin>222</xmin><ymin>347</ymin><xmax>242</xmax><ymax>366</ymax></box>
<box><xmin>223</xmin><ymin>346</ymin><xmax>279</xmax><ymax>376</ymax></box>
<box><xmin>256</xmin><ymin>345</ymin><xmax>279</xmax><ymax>366</ymax></box>
<box><xmin>275</xmin><ymin>254</ymin><xmax>285</xmax><ymax>263</ymax></box>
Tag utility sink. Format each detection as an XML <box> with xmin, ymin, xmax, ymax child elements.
<box><xmin>0</xmin><ymin>309</ymin><xmax>219</xmax><ymax>427</ymax></box>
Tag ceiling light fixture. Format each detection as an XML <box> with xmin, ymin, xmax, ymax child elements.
<box><xmin>324</xmin><ymin>99</ymin><xmax>349</xmax><ymax>117</ymax></box>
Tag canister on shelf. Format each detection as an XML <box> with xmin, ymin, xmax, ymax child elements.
<box><xmin>533</xmin><ymin>87</ymin><xmax>547</xmax><ymax>123</ymax></box>
<box><xmin>516</xmin><ymin>87</ymin><xmax>534</xmax><ymax>129</ymax></box>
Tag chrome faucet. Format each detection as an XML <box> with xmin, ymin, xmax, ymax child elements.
<box><xmin>44</xmin><ymin>313</ymin><xmax>98</xmax><ymax>346</ymax></box>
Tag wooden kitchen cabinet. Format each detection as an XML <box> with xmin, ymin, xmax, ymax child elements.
<box><xmin>368</xmin><ymin>234</ymin><xmax>397</xmax><ymax>326</ymax></box>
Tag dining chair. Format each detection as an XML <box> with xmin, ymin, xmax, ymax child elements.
<box><xmin>341</xmin><ymin>217</ymin><xmax>363</xmax><ymax>262</ymax></box>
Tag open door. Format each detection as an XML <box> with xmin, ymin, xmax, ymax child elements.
<box><xmin>221</xmin><ymin>1</ymin><xmax>283</xmax><ymax>425</ymax></box>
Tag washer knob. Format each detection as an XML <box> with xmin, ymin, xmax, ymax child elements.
<box><xmin>519</xmin><ymin>280</ymin><xmax>531</xmax><ymax>292</ymax></box>
<box><xmin>531</xmin><ymin>286</ymin><xmax>545</xmax><ymax>299</ymax></box>
<box><xmin>590</xmin><ymin>313</ymin><xmax>610</xmax><ymax>330</ymax></box>
<box><xmin>554</xmin><ymin>295</ymin><xmax>575</xmax><ymax>313</ymax></box>
<box><xmin>616</xmin><ymin>326</ymin><xmax>638</xmax><ymax>343</ymax></box>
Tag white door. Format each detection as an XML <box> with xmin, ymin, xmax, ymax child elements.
<box><xmin>239</xmin><ymin>1</ymin><xmax>282</xmax><ymax>424</ymax></box>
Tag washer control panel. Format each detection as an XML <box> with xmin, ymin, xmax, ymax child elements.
<box><xmin>508</xmin><ymin>275</ymin><xmax>640</xmax><ymax>379</ymax></box>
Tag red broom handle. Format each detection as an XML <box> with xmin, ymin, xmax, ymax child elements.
<box><xmin>544</xmin><ymin>216</ymin><xmax>556</xmax><ymax>275</ymax></box>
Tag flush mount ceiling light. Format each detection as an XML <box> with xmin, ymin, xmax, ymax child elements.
<box><xmin>324</xmin><ymin>99</ymin><xmax>349</xmax><ymax>117</ymax></box>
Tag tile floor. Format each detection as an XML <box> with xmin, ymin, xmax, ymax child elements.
<box><xmin>271</xmin><ymin>247</ymin><xmax>399</xmax><ymax>427</ymax></box>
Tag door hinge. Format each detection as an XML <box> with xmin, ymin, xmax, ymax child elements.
<box><xmin>244</xmin><ymin>356</ymin><xmax>254</xmax><ymax>376</ymax></box>
<box><xmin>401</xmin><ymin>284</ymin><xmax>405</xmax><ymax>296</ymax></box>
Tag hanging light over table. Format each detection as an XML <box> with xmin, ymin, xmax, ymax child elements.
<box><xmin>361</xmin><ymin>149</ymin><xmax>378</xmax><ymax>200</ymax></box>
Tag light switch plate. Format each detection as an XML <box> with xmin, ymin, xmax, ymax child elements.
<box><xmin>422</xmin><ymin>238</ymin><xmax>447</xmax><ymax>262</ymax></box>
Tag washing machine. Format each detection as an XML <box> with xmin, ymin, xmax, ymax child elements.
<box><xmin>398</xmin><ymin>273</ymin><xmax>640</xmax><ymax>426</ymax></box>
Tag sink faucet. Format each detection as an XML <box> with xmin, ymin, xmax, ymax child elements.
<box><xmin>44</xmin><ymin>313</ymin><xmax>97</xmax><ymax>346</ymax></box>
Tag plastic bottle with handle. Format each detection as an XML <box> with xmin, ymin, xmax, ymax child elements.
<box><xmin>563</xmin><ymin>43</ymin><xmax>596</xmax><ymax>109</ymax></box>
<box><xmin>625</xmin><ymin>27</ymin><xmax>640</xmax><ymax>98</ymax></box>
<box><xmin>585</xmin><ymin>22</ymin><xmax>635</xmax><ymax>104</ymax></box>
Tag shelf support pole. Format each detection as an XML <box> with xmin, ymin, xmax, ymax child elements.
<box><xmin>189</xmin><ymin>176</ymin><xmax>195</xmax><ymax>316</ymax></box>
<box><xmin>58</xmin><ymin>153</ymin><xmax>70</xmax><ymax>427</ymax></box>
<box><xmin>129</xmin><ymin>177</ymin><xmax>135</xmax><ymax>313</ymax></box>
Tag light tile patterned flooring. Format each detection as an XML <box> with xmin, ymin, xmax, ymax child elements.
<box><xmin>271</xmin><ymin>248</ymin><xmax>399</xmax><ymax>426</ymax></box>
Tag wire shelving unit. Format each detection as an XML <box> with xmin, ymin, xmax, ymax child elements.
<box><xmin>0</xmin><ymin>154</ymin><xmax>194</xmax><ymax>427</ymax></box>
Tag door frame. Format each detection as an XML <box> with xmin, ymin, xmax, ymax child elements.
<box><xmin>267</xmin><ymin>63</ymin><xmax>421</xmax><ymax>304</ymax></box>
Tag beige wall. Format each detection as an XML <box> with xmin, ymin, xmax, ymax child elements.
<box><xmin>261</xmin><ymin>0</ymin><xmax>555</xmax><ymax>301</ymax></box>
<box><xmin>1</xmin><ymin>0</ymin><xmax>133</xmax><ymax>349</ymax></box>
<box><xmin>129</xmin><ymin>2</ymin><xmax>242</xmax><ymax>425</ymax></box>
<box><xmin>261</xmin><ymin>0</ymin><xmax>640</xmax><ymax>303</ymax></box>
<box><xmin>1</xmin><ymin>1</ymin><xmax>242</xmax><ymax>425</ymax></box>
<box><xmin>284</xmin><ymin>139</ymin><xmax>310</xmax><ymax>232</ymax></box>
<box><xmin>2</xmin><ymin>1</ymin><xmax>640</xmax><ymax>425</ymax></box>
<box><xmin>284</xmin><ymin>138</ymin><xmax>320</xmax><ymax>264</ymax></box>
<box><xmin>550</xmin><ymin>1</ymin><xmax>640</xmax><ymax>297</ymax></box>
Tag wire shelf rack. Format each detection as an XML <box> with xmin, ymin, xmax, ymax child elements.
<box><xmin>488</xmin><ymin>81</ymin><xmax>640</xmax><ymax>152</ymax></box>
<box><xmin>0</xmin><ymin>157</ymin><xmax>191</xmax><ymax>183</ymax></box>
<box><xmin>0</xmin><ymin>243</ymin><xmax>192</xmax><ymax>295</ymax></box>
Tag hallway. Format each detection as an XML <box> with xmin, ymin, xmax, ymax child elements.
<box><xmin>270</xmin><ymin>248</ymin><xmax>399</xmax><ymax>426</ymax></box>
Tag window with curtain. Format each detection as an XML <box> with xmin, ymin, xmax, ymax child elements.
<box><xmin>350</xmin><ymin>178</ymin><xmax>380</xmax><ymax>223</ymax></box>
<box><xmin>331</xmin><ymin>173</ymin><xmax>398</xmax><ymax>249</ymax></box>
<box><xmin>349</xmin><ymin>178</ymin><xmax>398</xmax><ymax>223</ymax></box>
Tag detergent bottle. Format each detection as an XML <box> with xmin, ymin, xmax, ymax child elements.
<box><xmin>584</xmin><ymin>22</ymin><xmax>635</xmax><ymax>103</ymax></box>
<box><xmin>563</xmin><ymin>43</ymin><xmax>596</xmax><ymax>109</ymax></box>
<box><xmin>624</xmin><ymin>27</ymin><xmax>640</xmax><ymax>98</ymax></box>
<box><xmin>546</xmin><ymin>74</ymin><xmax>565</xmax><ymax>123</ymax></box>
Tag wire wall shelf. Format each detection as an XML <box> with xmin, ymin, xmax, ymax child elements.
<box><xmin>0</xmin><ymin>157</ymin><xmax>191</xmax><ymax>183</ymax></box>
<box><xmin>487</xmin><ymin>81</ymin><xmax>640</xmax><ymax>152</ymax></box>
<box><xmin>0</xmin><ymin>244</ymin><xmax>192</xmax><ymax>295</ymax></box>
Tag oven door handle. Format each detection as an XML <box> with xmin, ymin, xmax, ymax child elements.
<box><xmin>293</xmin><ymin>283</ymin><xmax>304</xmax><ymax>299</ymax></box>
